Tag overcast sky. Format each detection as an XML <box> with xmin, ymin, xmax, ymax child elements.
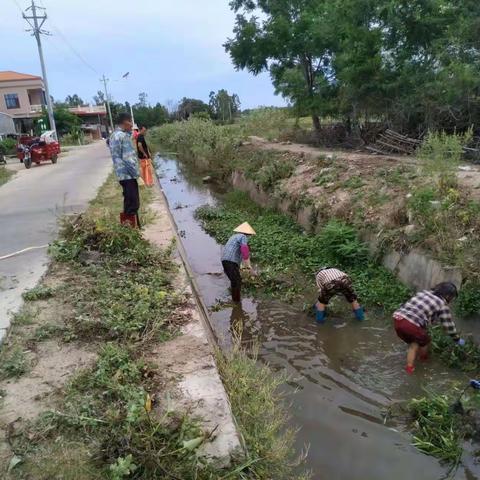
<box><xmin>3</xmin><ymin>0</ymin><xmax>284</xmax><ymax>109</ymax></box>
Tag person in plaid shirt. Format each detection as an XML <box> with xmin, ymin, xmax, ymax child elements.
<box><xmin>393</xmin><ymin>282</ymin><xmax>465</xmax><ymax>374</ymax></box>
<box><xmin>313</xmin><ymin>267</ymin><xmax>365</xmax><ymax>323</ymax></box>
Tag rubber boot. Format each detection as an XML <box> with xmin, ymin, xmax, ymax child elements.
<box><xmin>231</xmin><ymin>287</ymin><xmax>241</xmax><ymax>303</ymax></box>
<box><xmin>313</xmin><ymin>305</ymin><xmax>327</xmax><ymax>324</ymax></box>
<box><xmin>353</xmin><ymin>307</ymin><xmax>365</xmax><ymax>321</ymax></box>
<box><xmin>120</xmin><ymin>213</ymin><xmax>138</xmax><ymax>228</ymax></box>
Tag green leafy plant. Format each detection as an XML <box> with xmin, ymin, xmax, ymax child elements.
<box><xmin>22</xmin><ymin>285</ymin><xmax>55</xmax><ymax>301</ymax></box>
<box><xmin>109</xmin><ymin>455</ymin><xmax>138</xmax><ymax>479</ymax></box>
<box><xmin>408</xmin><ymin>392</ymin><xmax>463</xmax><ymax>464</ymax></box>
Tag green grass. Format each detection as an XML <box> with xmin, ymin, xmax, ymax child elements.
<box><xmin>196</xmin><ymin>190</ymin><xmax>410</xmax><ymax>311</ymax></box>
<box><xmin>217</xmin><ymin>344</ymin><xmax>307</xmax><ymax>480</ymax></box>
<box><xmin>0</xmin><ymin>166</ymin><xmax>14</xmax><ymax>186</ymax></box>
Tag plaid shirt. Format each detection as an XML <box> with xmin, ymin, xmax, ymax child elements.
<box><xmin>316</xmin><ymin>268</ymin><xmax>347</xmax><ymax>289</ymax></box>
<box><xmin>394</xmin><ymin>290</ymin><xmax>459</xmax><ymax>339</ymax></box>
<box><xmin>221</xmin><ymin>233</ymin><xmax>248</xmax><ymax>265</ymax></box>
<box><xmin>109</xmin><ymin>128</ymin><xmax>139</xmax><ymax>181</ymax></box>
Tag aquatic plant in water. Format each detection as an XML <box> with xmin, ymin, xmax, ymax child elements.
<box><xmin>196</xmin><ymin>191</ymin><xmax>410</xmax><ymax>312</ymax></box>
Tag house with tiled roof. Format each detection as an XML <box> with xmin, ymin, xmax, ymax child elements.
<box><xmin>0</xmin><ymin>71</ymin><xmax>46</xmax><ymax>133</ymax></box>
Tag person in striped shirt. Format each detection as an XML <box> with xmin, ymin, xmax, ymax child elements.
<box><xmin>313</xmin><ymin>267</ymin><xmax>364</xmax><ymax>323</ymax></box>
<box><xmin>393</xmin><ymin>282</ymin><xmax>465</xmax><ymax>374</ymax></box>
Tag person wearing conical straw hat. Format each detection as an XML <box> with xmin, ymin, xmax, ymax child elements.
<box><xmin>221</xmin><ymin>222</ymin><xmax>256</xmax><ymax>302</ymax></box>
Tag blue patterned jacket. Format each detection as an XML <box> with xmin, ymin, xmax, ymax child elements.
<box><xmin>109</xmin><ymin>128</ymin><xmax>139</xmax><ymax>181</ymax></box>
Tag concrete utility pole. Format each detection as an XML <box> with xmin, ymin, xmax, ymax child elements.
<box><xmin>101</xmin><ymin>74</ymin><xmax>114</xmax><ymax>132</ymax></box>
<box><xmin>23</xmin><ymin>0</ymin><xmax>57</xmax><ymax>138</ymax></box>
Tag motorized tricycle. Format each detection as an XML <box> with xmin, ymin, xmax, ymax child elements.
<box><xmin>16</xmin><ymin>131</ymin><xmax>61</xmax><ymax>169</ymax></box>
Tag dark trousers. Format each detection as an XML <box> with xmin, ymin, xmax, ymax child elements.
<box><xmin>119</xmin><ymin>179</ymin><xmax>140</xmax><ymax>215</ymax></box>
<box><xmin>222</xmin><ymin>260</ymin><xmax>242</xmax><ymax>302</ymax></box>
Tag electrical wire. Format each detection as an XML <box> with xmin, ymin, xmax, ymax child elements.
<box><xmin>48</xmin><ymin>23</ymin><xmax>99</xmax><ymax>74</ymax></box>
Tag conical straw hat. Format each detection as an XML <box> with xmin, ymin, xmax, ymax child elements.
<box><xmin>234</xmin><ymin>222</ymin><xmax>256</xmax><ymax>235</ymax></box>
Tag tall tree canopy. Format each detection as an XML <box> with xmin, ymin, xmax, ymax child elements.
<box><xmin>226</xmin><ymin>0</ymin><xmax>480</xmax><ymax>135</ymax></box>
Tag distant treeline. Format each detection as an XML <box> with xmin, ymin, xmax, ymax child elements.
<box><xmin>225</xmin><ymin>0</ymin><xmax>480</xmax><ymax>136</ymax></box>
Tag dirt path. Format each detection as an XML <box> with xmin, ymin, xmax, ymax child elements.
<box><xmin>248</xmin><ymin>136</ymin><xmax>480</xmax><ymax>200</ymax></box>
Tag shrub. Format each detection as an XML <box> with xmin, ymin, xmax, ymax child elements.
<box><xmin>0</xmin><ymin>137</ymin><xmax>17</xmax><ymax>155</ymax></box>
<box><xmin>149</xmin><ymin>118</ymin><xmax>241</xmax><ymax>175</ymax></box>
<box><xmin>418</xmin><ymin>130</ymin><xmax>471</xmax><ymax>192</ymax></box>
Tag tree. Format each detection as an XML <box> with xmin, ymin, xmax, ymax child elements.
<box><xmin>93</xmin><ymin>90</ymin><xmax>105</xmax><ymax>106</ymax></box>
<box><xmin>65</xmin><ymin>94</ymin><xmax>84</xmax><ymax>107</ymax></box>
<box><xmin>176</xmin><ymin>98</ymin><xmax>210</xmax><ymax>120</ymax></box>
<box><xmin>225</xmin><ymin>0</ymin><xmax>334</xmax><ymax>136</ymax></box>
<box><xmin>43</xmin><ymin>107</ymin><xmax>80</xmax><ymax>135</ymax></box>
<box><xmin>138</xmin><ymin>92</ymin><xmax>148</xmax><ymax>108</ymax></box>
<box><xmin>209</xmin><ymin>89</ymin><xmax>241</xmax><ymax>123</ymax></box>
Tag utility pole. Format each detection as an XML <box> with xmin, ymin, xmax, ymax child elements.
<box><xmin>130</xmin><ymin>104</ymin><xmax>136</xmax><ymax>129</ymax></box>
<box><xmin>23</xmin><ymin>0</ymin><xmax>57</xmax><ymax>138</ymax></box>
<box><xmin>101</xmin><ymin>74</ymin><xmax>114</xmax><ymax>132</ymax></box>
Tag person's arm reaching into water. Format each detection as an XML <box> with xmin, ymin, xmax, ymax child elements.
<box><xmin>240</xmin><ymin>237</ymin><xmax>255</xmax><ymax>274</ymax></box>
<box><xmin>438</xmin><ymin>306</ymin><xmax>464</xmax><ymax>344</ymax></box>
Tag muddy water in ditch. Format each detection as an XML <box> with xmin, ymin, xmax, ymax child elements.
<box><xmin>156</xmin><ymin>156</ymin><xmax>479</xmax><ymax>480</ymax></box>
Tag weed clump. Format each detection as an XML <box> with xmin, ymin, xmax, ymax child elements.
<box><xmin>23</xmin><ymin>286</ymin><xmax>55</xmax><ymax>301</ymax></box>
<box><xmin>0</xmin><ymin>347</ymin><xmax>29</xmax><ymax>379</ymax></box>
<box><xmin>408</xmin><ymin>392</ymin><xmax>464</xmax><ymax>464</ymax></box>
<box><xmin>430</xmin><ymin>326</ymin><xmax>480</xmax><ymax>372</ymax></box>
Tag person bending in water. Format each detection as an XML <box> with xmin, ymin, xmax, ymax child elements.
<box><xmin>393</xmin><ymin>282</ymin><xmax>465</xmax><ymax>374</ymax></box>
<box><xmin>313</xmin><ymin>267</ymin><xmax>365</xmax><ymax>323</ymax></box>
<box><xmin>221</xmin><ymin>222</ymin><xmax>256</xmax><ymax>303</ymax></box>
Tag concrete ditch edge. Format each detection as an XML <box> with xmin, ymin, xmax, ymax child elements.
<box><xmin>143</xmin><ymin>183</ymin><xmax>244</xmax><ymax>468</ymax></box>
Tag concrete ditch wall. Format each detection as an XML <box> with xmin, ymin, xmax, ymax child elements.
<box><xmin>232</xmin><ymin>170</ymin><xmax>463</xmax><ymax>291</ymax></box>
<box><xmin>144</xmin><ymin>186</ymin><xmax>244</xmax><ymax>467</ymax></box>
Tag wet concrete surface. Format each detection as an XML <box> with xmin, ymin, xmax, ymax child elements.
<box><xmin>156</xmin><ymin>156</ymin><xmax>480</xmax><ymax>480</ymax></box>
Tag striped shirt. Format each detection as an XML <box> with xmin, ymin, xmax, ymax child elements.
<box><xmin>394</xmin><ymin>290</ymin><xmax>459</xmax><ymax>339</ymax></box>
<box><xmin>221</xmin><ymin>233</ymin><xmax>248</xmax><ymax>265</ymax></box>
<box><xmin>316</xmin><ymin>268</ymin><xmax>347</xmax><ymax>289</ymax></box>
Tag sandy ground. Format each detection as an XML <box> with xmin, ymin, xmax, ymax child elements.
<box><xmin>249</xmin><ymin>136</ymin><xmax>480</xmax><ymax>199</ymax></box>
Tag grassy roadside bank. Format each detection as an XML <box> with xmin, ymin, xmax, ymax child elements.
<box><xmin>0</xmin><ymin>174</ymin><xmax>306</xmax><ymax>479</ymax></box>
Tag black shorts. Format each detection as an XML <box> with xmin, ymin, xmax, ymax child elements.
<box><xmin>318</xmin><ymin>276</ymin><xmax>358</xmax><ymax>304</ymax></box>
<box><xmin>222</xmin><ymin>260</ymin><xmax>242</xmax><ymax>290</ymax></box>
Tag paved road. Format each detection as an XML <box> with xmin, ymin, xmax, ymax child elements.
<box><xmin>0</xmin><ymin>141</ymin><xmax>112</xmax><ymax>341</ymax></box>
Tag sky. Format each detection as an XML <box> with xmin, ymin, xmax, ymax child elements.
<box><xmin>2</xmin><ymin>0</ymin><xmax>285</xmax><ymax>109</ymax></box>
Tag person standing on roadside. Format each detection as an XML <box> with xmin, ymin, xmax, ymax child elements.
<box><xmin>136</xmin><ymin>125</ymin><xmax>154</xmax><ymax>187</ymax></box>
<box><xmin>222</xmin><ymin>222</ymin><xmax>256</xmax><ymax>302</ymax></box>
<box><xmin>109</xmin><ymin>112</ymin><xmax>141</xmax><ymax>228</ymax></box>
<box><xmin>393</xmin><ymin>282</ymin><xmax>465</xmax><ymax>374</ymax></box>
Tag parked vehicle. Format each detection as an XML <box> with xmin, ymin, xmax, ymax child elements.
<box><xmin>16</xmin><ymin>131</ymin><xmax>61</xmax><ymax>169</ymax></box>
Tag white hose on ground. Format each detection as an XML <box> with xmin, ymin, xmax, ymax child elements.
<box><xmin>0</xmin><ymin>245</ymin><xmax>49</xmax><ymax>261</ymax></box>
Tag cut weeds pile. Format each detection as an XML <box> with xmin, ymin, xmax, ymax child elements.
<box><xmin>0</xmin><ymin>175</ymin><xmax>306</xmax><ymax>479</ymax></box>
